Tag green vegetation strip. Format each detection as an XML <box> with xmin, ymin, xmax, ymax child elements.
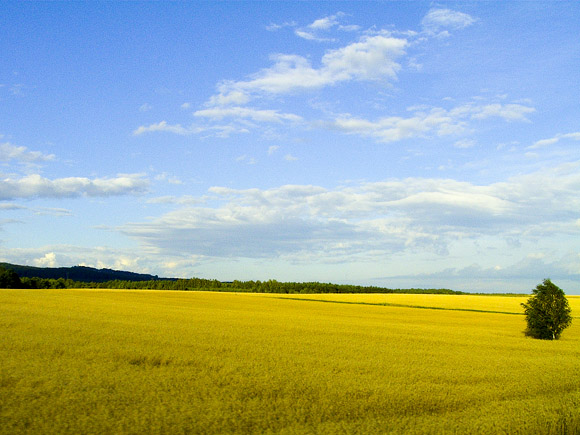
<box><xmin>276</xmin><ymin>296</ymin><xmax>580</xmax><ymax>318</ymax></box>
<box><xmin>275</xmin><ymin>296</ymin><xmax>525</xmax><ymax>315</ymax></box>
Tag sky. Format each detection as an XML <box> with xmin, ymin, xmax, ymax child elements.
<box><xmin>1</xmin><ymin>2</ymin><xmax>579</xmax><ymax>293</ymax></box>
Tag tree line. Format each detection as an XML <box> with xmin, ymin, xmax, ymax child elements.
<box><xmin>0</xmin><ymin>266</ymin><xmax>462</xmax><ymax>294</ymax></box>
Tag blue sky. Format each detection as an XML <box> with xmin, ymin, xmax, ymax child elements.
<box><xmin>1</xmin><ymin>2</ymin><xmax>579</xmax><ymax>293</ymax></box>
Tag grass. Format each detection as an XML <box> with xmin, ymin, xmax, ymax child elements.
<box><xmin>1</xmin><ymin>289</ymin><xmax>579</xmax><ymax>434</ymax></box>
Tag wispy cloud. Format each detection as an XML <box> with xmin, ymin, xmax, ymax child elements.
<box><xmin>0</xmin><ymin>142</ymin><xmax>55</xmax><ymax>163</ymax></box>
<box><xmin>132</xmin><ymin>121</ymin><xmax>249</xmax><ymax>138</ymax></box>
<box><xmin>236</xmin><ymin>155</ymin><xmax>257</xmax><ymax>165</ymax></box>
<box><xmin>421</xmin><ymin>8</ymin><xmax>477</xmax><ymax>35</ymax></box>
<box><xmin>194</xmin><ymin>106</ymin><xmax>302</xmax><ymax>123</ymax></box>
<box><xmin>206</xmin><ymin>91</ymin><xmax>250</xmax><ymax>107</ymax></box>
<box><xmin>133</xmin><ymin>121</ymin><xmax>191</xmax><ymax>136</ymax></box>
<box><xmin>327</xmin><ymin>101</ymin><xmax>534</xmax><ymax>144</ymax></box>
<box><xmin>529</xmin><ymin>132</ymin><xmax>580</xmax><ymax>149</ymax></box>
<box><xmin>294</xmin><ymin>13</ymin><xmax>344</xmax><ymax>41</ymax></box>
<box><xmin>0</xmin><ymin>173</ymin><xmax>149</xmax><ymax>200</ymax></box>
<box><xmin>267</xmin><ymin>14</ymin><xmax>357</xmax><ymax>42</ymax></box>
<box><xmin>154</xmin><ymin>172</ymin><xmax>182</xmax><ymax>185</ymax></box>
<box><xmin>1</xmin><ymin>83</ymin><xmax>26</xmax><ymax>97</ymax></box>
<box><xmin>266</xmin><ymin>21</ymin><xmax>297</xmax><ymax>32</ymax></box>
<box><xmin>137</xmin><ymin>106</ymin><xmax>301</xmax><ymax>140</ymax></box>
<box><xmin>470</xmin><ymin>103</ymin><xmax>535</xmax><ymax>122</ymax></box>
<box><xmin>0</xmin><ymin>203</ymin><xmax>26</xmax><ymax>210</ymax></box>
<box><xmin>33</xmin><ymin>207</ymin><xmax>73</xmax><ymax>217</ymax></box>
<box><xmin>309</xmin><ymin>14</ymin><xmax>342</xmax><ymax>31</ymax></box>
<box><xmin>329</xmin><ymin>108</ymin><xmax>463</xmax><ymax>143</ymax></box>
<box><xmin>454</xmin><ymin>139</ymin><xmax>476</xmax><ymax>149</ymax></box>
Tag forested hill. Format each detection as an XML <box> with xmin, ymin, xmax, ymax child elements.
<box><xmin>0</xmin><ymin>263</ymin><xmax>170</xmax><ymax>283</ymax></box>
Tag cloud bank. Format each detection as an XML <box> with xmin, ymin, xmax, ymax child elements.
<box><xmin>122</xmin><ymin>164</ymin><xmax>579</xmax><ymax>264</ymax></box>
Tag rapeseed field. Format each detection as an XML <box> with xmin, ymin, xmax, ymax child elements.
<box><xmin>1</xmin><ymin>289</ymin><xmax>579</xmax><ymax>434</ymax></box>
<box><xmin>266</xmin><ymin>293</ymin><xmax>580</xmax><ymax>315</ymax></box>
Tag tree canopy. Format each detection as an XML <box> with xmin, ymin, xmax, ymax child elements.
<box><xmin>0</xmin><ymin>266</ymin><xmax>22</xmax><ymax>289</ymax></box>
<box><xmin>521</xmin><ymin>279</ymin><xmax>572</xmax><ymax>340</ymax></box>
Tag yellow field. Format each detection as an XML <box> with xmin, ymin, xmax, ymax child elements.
<box><xmin>262</xmin><ymin>293</ymin><xmax>580</xmax><ymax>315</ymax></box>
<box><xmin>1</xmin><ymin>289</ymin><xmax>579</xmax><ymax>434</ymax></box>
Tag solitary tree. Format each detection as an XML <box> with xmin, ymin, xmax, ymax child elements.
<box><xmin>521</xmin><ymin>279</ymin><xmax>572</xmax><ymax>340</ymax></box>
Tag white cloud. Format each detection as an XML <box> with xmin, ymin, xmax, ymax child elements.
<box><xmin>206</xmin><ymin>90</ymin><xmax>250</xmax><ymax>107</ymax></box>
<box><xmin>132</xmin><ymin>121</ymin><xmax>249</xmax><ymax>138</ymax></box>
<box><xmin>294</xmin><ymin>13</ymin><xmax>345</xmax><ymax>41</ymax></box>
<box><xmin>0</xmin><ymin>245</ymin><xmax>184</xmax><ymax>278</ymax></box>
<box><xmin>136</xmin><ymin>106</ymin><xmax>301</xmax><ymax>140</ymax></box>
<box><xmin>121</xmin><ymin>164</ymin><xmax>580</xmax><ymax>264</ymax></box>
<box><xmin>236</xmin><ymin>54</ymin><xmax>331</xmax><ymax>94</ymax></box>
<box><xmin>154</xmin><ymin>172</ymin><xmax>182</xmax><ymax>185</ymax></box>
<box><xmin>139</xmin><ymin>103</ymin><xmax>152</xmax><ymax>112</ymax></box>
<box><xmin>210</xmin><ymin>35</ymin><xmax>407</xmax><ymax>99</ymax></box>
<box><xmin>328</xmin><ymin>101</ymin><xmax>535</xmax><ymax>144</ymax></box>
<box><xmin>330</xmin><ymin>107</ymin><xmax>463</xmax><ymax>143</ymax></box>
<box><xmin>470</xmin><ymin>103</ymin><xmax>535</xmax><ymax>122</ymax></box>
<box><xmin>309</xmin><ymin>14</ymin><xmax>341</xmax><ymax>31</ymax></box>
<box><xmin>268</xmin><ymin>15</ymin><xmax>355</xmax><ymax>41</ymax></box>
<box><xmin>33</xmin><ymin>252</ymin><xmax>58</xmax><ymax>268</ymax></box>
<box><xmin>322</xmin><ymin>35</ymin><xmax>407</xmax><ymax>81</ymax></box>
<box><xmin>529</xmin><ymin>132</ymin><xmax>580</xmax><ymax>149</ymax></box>
<box><xmin>133</xmin><ymin>121</ymin><xmax>191</xmax><ymax>136</ymax></box>
<box><xmin>0</xmin><ymin>173</ymin><xmax>149</xmax><ymax>200</ymax></box>
<box><xmin>147</xmin><ymin>17</ymin><xmax>502</xmax><ymax>142</ymax></box>
<box><xmin>194</xmin><ymin>106</ymin><xmax>302</xmax><ymax>123</ymax></box>
<box><xmin>284</xmin><ymin>154</ymin><xmax>298</xmax><ymax>161</ymax></box>
<box><xmin>531</xmin><ymin>137</ymin><xmax>559</xmax><ymax>149</ymax></box>
<box><xmin>422</xmin><ymin>8</ymin><xmax>477</xmax><ymax>34</ymax></box>
<box><xmin>268</xmin><ymin>145</ymin><xmax>280</xmax><ymax>155</ymax></box>
<box><xmin>294</xmin><ymin>30</ymin><xmax>318</xmax><ymax>41</ymax></box>
<box><xmin>0</xmin><ymin>142</ymin><xmax>55</xmax><ymax>163</ymax></box>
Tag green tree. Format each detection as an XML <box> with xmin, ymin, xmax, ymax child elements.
<box><xmin>521</xmin><ymin>279</ymin><xmax>572</xmax><ymax>340</ymax></box>
<box><xmin>0</xmin><ymin>266</ymin><xmax>22</xmax><ymax>289</ymax></box>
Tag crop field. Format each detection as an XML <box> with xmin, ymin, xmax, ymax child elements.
<box><xmin>1</xmin><ymin>289</ymin><xmax>579</xmax><ymax>434</ymax></box>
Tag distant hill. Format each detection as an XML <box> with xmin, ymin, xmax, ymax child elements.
<box><xmin>0</xmin><ymin>263</ymin><xmax>172</xmax><ymax>283</ymax></box>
